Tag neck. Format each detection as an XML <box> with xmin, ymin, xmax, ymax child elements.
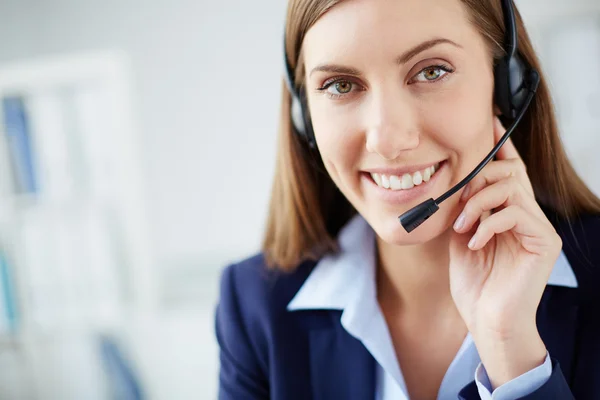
<box><xmin>376</xmin><ymin>227</ymin><xmax>456</xmax><ymax>319</ymax></box>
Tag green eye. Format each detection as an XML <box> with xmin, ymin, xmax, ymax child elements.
<box><xmin>334</xmin><ymin>81</ymin><xmax>353</xmax><ymax>94</ymax></box>
<box><xmin>423</xmin><ymin>67</ymin><xmax>441</xmax><ymax>81</ymax></box>
<box><xmin>317</xmin><ymin>78</ymin><xmax>358</xmax><ymax>99</ymax></box>
<box><xmin>412</xmin><ymin>64</ymin><xmax>454</xmax><ymax>83</ymax></box>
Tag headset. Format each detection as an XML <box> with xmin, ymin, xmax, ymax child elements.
<box><xmin>283</xmin><ymin>0</ymin><xmax>541</xmax><ymax>233</ymax></box>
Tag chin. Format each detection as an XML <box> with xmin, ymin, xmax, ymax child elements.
<box><xmin>366</xmin><ymin>205</ymin><xmax>457</xmax><ymax>246</ymax></box>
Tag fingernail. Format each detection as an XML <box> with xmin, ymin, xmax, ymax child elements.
<box><xmin>461</xmin><ymin>185</ymin><xmax>470</xmax><ymax>201</ymax></box>
<box><xmin>454</xmin><ymin>213</ymin><xmax>466</xmax><ymax>231</ymax></box>
<box><xmin>468</xmin><ymin>235</ymin><xmax>477</xmax><ymax>249</ymax></box>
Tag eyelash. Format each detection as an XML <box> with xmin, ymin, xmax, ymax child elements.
<box><xmin>316</xmin><ymin>63</ymin><xmax>455</xmax><ymax>100</ymax></box>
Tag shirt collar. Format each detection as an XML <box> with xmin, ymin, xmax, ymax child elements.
<box><xmin>287</xmin><ymin>215</ymin><xmax>376</xmax><ymax>312</ymax></box>
<box><xmin>288</xmin><ymin>214</ymin><xmax>579</xmax><ymax>313</ymax></box>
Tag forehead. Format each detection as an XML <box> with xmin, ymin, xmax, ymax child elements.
<box><xmin>302</xmin><ymin>0</ymin><xmax>482</xmax><ymax>71</ymax></box>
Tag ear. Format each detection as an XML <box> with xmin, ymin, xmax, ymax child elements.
<box><xmin>493</xmin><ymin>104</ymin><xmax>502</xmax><ymax>116</ymax></box>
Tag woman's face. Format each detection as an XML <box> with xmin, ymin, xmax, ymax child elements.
<box><xmin>302</xmin><ymin>0</ymin><xmax>497</xmax><ymax>245</ymax></box>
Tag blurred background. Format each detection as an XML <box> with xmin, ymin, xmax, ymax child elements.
<box><xmin>0</xmin><ymin>0</ymin><xmax>597</xmax><ymax>399</ymax></box>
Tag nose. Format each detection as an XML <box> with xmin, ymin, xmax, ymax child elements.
<box><xmin>364</xmin><ymin>88</ymin><xmax>420</xmax><ymax>160</ymax></box>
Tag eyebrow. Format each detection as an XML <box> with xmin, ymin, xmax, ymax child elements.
<box><xmin>309</xmin><ymin>38</ymin><xmax>462</xmax><ymax>78</ymax></box>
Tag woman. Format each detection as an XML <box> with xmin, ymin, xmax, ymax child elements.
<box><xmin>215</xmin><ymin>0</ymin><xmax>600</xmax><ymax>398</ymax></box>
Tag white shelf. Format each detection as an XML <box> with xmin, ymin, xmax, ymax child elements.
<box><xmin>0</xmin><ymin>52</ymin><xmax>157</xmax><ymax>400</ymax></box>
<box><xmin>0</xmin><ymin>51</ymin><xmax>158</xmax><ymax>366</ymax></box>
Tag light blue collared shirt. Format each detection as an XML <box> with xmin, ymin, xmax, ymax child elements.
<box><xmin>288</xmin><ymin>215</ymin><xmax>578</xmax><ymax>400</ymax></box>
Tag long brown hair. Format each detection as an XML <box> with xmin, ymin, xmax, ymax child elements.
<box><xmin>262</xmin><ymin>0</ymin><xmax>600</xmax><ymax>271</ymax></box>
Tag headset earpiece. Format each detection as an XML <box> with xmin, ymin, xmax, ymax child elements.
<box><xmin>297</xmin><ymin>88</ymin><xmax>317</xmax><ymax>149</ymax></box>
<box><xmin>290</xmin><ymin>92</ymin><xmax>306</xmax><ymax>137</ymax></box>
<box><xmin>493</xmin><ymin>0</ymin><xmax>529</xmax><ymax>119</ymax></box>
<box><xmin>494</xmin><ymin>53</ymin><xmax>528</xmax><ymax>119</ymax></box>
<box><xmin>287</xmin><ymin>86</ymin><xmax>316</xmax><ymax>149</ymax></box>
<box><xmin>283</xmin><ymin>42</ymin><xmax>317</xmax><ymax>149</ymax></box>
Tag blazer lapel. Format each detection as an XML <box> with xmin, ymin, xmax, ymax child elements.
<box><xmin>308</xmin><ymin>310</ymin><xmax>376</xmax><ymax>400</ymax></box>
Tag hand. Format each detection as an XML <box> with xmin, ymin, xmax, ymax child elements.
<box><xmin>448</xmin><ymin>117</ymin><xmax>562</xmax><ymax>388</ymax></box>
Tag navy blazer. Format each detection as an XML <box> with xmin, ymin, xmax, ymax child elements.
<box><xmin>215</xmin><ymin>211</ymin><xmax>600</xmax><ymax>399</ymax></box>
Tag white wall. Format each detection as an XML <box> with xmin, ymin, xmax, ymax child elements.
<box><xmin>0</xmin><ymin>0</ymin><xmax>287</xmax><ymax>272</ymax></box>
<box><xmin>0</xmin><ymin>2</ymin><xmax>289</xmax><ymax>397</ymax></box>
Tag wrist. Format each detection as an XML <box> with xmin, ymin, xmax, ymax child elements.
<box><xmin>473</xmin><ymin>327</ymin><xmax>547</xmax><ymax>389</ymax></box>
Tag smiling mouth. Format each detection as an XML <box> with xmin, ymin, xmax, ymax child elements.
<box><xmin>369</xmin><ymin>161</ymin><xmax>444</xmax><ymax>191</ymax></box>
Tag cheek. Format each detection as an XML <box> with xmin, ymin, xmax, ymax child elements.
<box><xmin>311</xmin><ymin>105</ymin><xmax>363</xmax><ymax>177</ymax></box>
<box><xmin>421</xmin><ymin>82</ymin><xmax>494</xmax><ymax>157</ymax></box>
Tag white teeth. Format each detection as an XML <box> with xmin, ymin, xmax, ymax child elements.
<box><xmin>401</xmin><ymin>174</ymin><xmax>414</xmax><ymax>189</ymax></box>
<box><xmin>372</xmin><ymin>173</ymin><xmax>382</xmax><ymax>186</ymax></box>
<box><xmin>381</xmin><ymin>175</ymin><xmax>390</xmax><ymax>189</ymax></box>
<box><xmin>423</xmin><ymin>168</ymin><xmax>431</xmax><ymax>182</ymax></box>
<box><xmin>370</xmin><ymin>162</ymin><xmax>442</xmax><ymax>191</ymax></box>
<box><xmin>412</xmin><ymin>171</ymin><xmax>423</xmax><ymax>186</ymax></box>
<box><xmin>389</xmin><ymin>175</ymin><xmax>402</xmax><ymax>190</ymax></box>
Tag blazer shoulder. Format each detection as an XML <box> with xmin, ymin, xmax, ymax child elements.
<box><xmin>215</xmin><ymin>254</ymin><xmax>318</xmax><ymax>383</ymax></box>
<box><xmin>218</xmin><ymin>253</ymin><xmax>317</xmax><ymax>322</ymax></box>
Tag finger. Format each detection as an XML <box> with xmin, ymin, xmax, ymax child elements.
<box><xmin>468</xmin><ymin>205</ymin><xmax>562</xmax><ymax>257</ymax></box>
<box><xmin>493</xmin><ymin>116</ymin><xmax>522</xmax><ymax>161</ymax></box>
<box><xmin>454</xmin><ymin>176</ymin><xmax>550</xmax><ymax>233</ymax></box>
<box><xmin>460</xmin><ymin>158</ymin><xmax>534</xmax><ymax>203</ymax></box>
